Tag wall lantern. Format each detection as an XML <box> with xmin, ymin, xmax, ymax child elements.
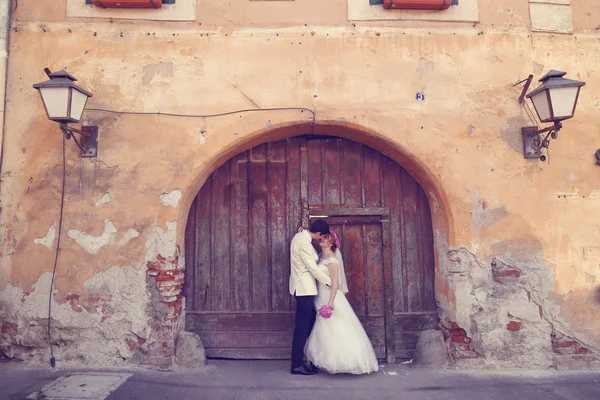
<box><xmin>517</xmin><ymin>70</ymin><xmax>585</xmax><ymax>161</ymax></box>
<box><xmin>33</xmin><ymin>69</ymin><xmax>98</xmax><ymax>158</ymax></box>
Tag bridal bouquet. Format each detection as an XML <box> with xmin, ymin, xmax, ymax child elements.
<box><xmin>318</xmin><ymin>304</ymin><xmax>333</xmax><ymax>319</ymax></box>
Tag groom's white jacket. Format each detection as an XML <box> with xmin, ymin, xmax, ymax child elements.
<box><xmin>289</xmin><ymin>230</ymin><xmax>332</xmax><ymax>296</ymax></box>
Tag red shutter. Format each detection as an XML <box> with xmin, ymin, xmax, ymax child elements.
<box><xmin>383</xmin><ymin>0</ymin><xmax>453</xmax><ymax>10</ymax></box>
<box><xmin>91</xmin><ymin>0</ymin><xmax>162</xmax><ymax>8</ymax></box>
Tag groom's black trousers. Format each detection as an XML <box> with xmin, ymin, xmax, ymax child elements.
<box><xmin>291</xmin><ymin>294</ymin><xmax>316</xmax><ymax>368</ymax></box>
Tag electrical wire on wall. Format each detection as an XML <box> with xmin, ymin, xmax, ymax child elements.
<box><xmin>86</xmin><ymin>107</ymin><xmax>317</xmax><ymax>134</ymax></box>
<box><xmin>47</xmin><ymin>133</ymin><xmax>67</xmax><ymax>368</ymax></box>
<box><xmin>45</xmin><ymin>105</ymin><xmax>317</xmax><ymax>367</ymax></box>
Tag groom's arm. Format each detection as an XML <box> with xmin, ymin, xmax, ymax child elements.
<box><xmin>299</xmin><ymin>243</ymin><xmax>332</xmax><ymax>286</ymax></box>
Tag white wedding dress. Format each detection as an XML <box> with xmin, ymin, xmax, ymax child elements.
<box><xmin>305</xmin><ymin>256</ymin><xmax>379</xmax><ymax>375</ymax></box>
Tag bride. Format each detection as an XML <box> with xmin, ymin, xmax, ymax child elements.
<box><xmin>305</xmin><ymin>231</ymin><xmax>379</xmax><ymax>375</ymax></box>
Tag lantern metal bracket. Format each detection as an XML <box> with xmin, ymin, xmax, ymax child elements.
<box><xmin>515</xmin><ymin>74</ymin><xmax>534</xmax><ymax>104</ymax></box>
<box><xmin>60</xmin><ymin>124</ymin><xmax>98</xmax><ymax>158</ymax></box>
<box><xmin>521</xmin><ymin>122</ymin><xmax>562</xmax><ymax>161</ymax></box>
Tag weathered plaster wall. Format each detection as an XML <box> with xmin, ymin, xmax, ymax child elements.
<box><xmin>0</xmin><ymin>0</ymin><xmax>599</xmax><ymax>368</ymax></box>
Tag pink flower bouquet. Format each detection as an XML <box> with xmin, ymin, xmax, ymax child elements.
<box><xmin>318</xmin><ymin>304</ymin><xmax>333</xmax><ymax>319</ymax></box>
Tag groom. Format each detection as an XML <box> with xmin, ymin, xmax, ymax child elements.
<box><xmin>289</xmin><ymin>219</ymin><xmax>332</xmax><ymax>375</ymax></box>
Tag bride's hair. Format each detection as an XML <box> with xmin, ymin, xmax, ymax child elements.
<box><xmin>321</xmin><ymin>233</ymin><xmax>338</xmax><ymax>252</ymax></box>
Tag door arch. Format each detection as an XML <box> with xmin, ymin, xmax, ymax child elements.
<box><xmin>183</xmin><ymin>136</ymin><xmax>438</xmax><ymax>362</ymax></box>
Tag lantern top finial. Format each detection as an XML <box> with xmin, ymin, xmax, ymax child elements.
<box><xmin>47</xmin><ymin>70</ymin><xmax>78</xmax><ymax>82</ymax></box>
<box><xmin>538</xmin><ymin>70</ymin><xmax>566</xmax><ymax>82</ymax></box>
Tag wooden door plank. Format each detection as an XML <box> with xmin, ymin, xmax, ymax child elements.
<box><xmin>286</xmin><ymin>138</ymin><xmax>302</xmax><ymax>233</ymax></box>
<box><xmin>194</xmin><ymin>178</ymin><xmax>213</xmax><ymax>311</ymax></box>
<box><xmin>365</xmin><ymin>224</ymin><xmax>385</xmax><ymax>316</ymax></box>
<box><xmin>202</xmin><ymin>331</ymin><xmax>293</xmax><ymax>348</ymax></box>
<box><xmin>211</xmin><ymin>164</ymin><xmax>233</xmax><ymax>311</ymax></box>
<box><xmin>317</xmin><ymin>215</ymin><xmax>381</xmax><ymax>225</ymax></box>
<box><xmin>382</xmin><ymin>157</ymin><xmax>405</xmax><ymax>313</ymax></box>
<box><xmin>309</xmin><ymin>207</ymin><xmax>388</xmax><ymax>217</ymax></box>
<box><xmin>186</xmin><ymin>312</ymin><xmax>384</xmax><ymax>331</ymax></box>
<box><xmin>342</xmin><ymin>224</ymin><xmax>366</xmax><ymax>316</ymax></box>
<box><xmin>341</xmin><ymin>140</ymin><xmax>362</xmax><ymax>207</ymax></box>
<box><xmin>401</xmin><ymin>171</ymin><xmax>422</xmax><ymax>312</ymax></box>
<box><xmin>249</xmin><ymin>145</ymin><xmax>269</xmax><ymax>311</ymax></box>
<box><xmin>183</xmin><ymin>198</ymin><xmax>196</xmax><ymax>310</ymax></box>
<box><xmin>299</xmin><ymin>138</ymin><xmax>309</xmax><ymax>229</ymax></box>
<box><xmin>382</xmin><ymin>212</ymin><xmax>396</xmax><ymax>364</ymax></box>
<box><xmin>207</xmin><ymin>348</ymin><xmax>291</xmax><ymax>360</ymax></box>
<box><xmin>323</xmin><ymin>138</ymin><xmax>341</xmax><ymax>207</ymax></box>
<box><xmin>306</xmin><ymin>139</ymin><xmax>323</xmax><ymax>207</ymax></box>
<box><xmin>395</xmin><ymin>348</ymin><xmax>416</xmax><ymax>361</ymax></box>
<box><xmin>363</xmin><ymin>146</ymin><xmax>382</xmax><ymax>208</ymax></box>
<box><xmin>268</xmin><ymin>141</ymin><xmax>289</xmax><ymax>312</ymax></box>
<box><xmin>394</xmin><ymin>312</ymin><xmax>439</xmax><ymax>331</ymax></box>
<box><xmin>418</xmin><ymin>189</ymin><xmax>437</xmax><ymax>312</ymax></box>
<box><xmin>186</xmin><ymin>312</ymin><xmax>295</xmax><ymax>332</ymax></box>
<box><xmin>288</xmin><ymin>138</ymin><xmax>303</xmax><ymax>312</ymax></box>
<box><xmin>232</xmin><ymin>153</ymin><xmax>250</xmax><ymax>312</ymax></box>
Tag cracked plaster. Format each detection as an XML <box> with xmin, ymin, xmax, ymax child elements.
<box><xmin>439</xmin><ymin>247</ymin><xmax>600</xmax><ymax>369</ymax></box>
<box><xmin>67</xmin><ymin>221</ymin><xmax>117</xmax><ymax>255</ymax></box>
<box><xmin>160</xmin><ymin>190</ymin><xmax>183</xmax><ymax>208</ymax></box>
<box><xmin>94</xmin><ymin>193</ymin><xmax>112</xmax><ymax>207</ymax></box>
<box><xmin>34</xmin><ymin>225</ymin><xmax>56</xmax><ymax>249</ymax></box>
<box><xmin>0</xmin><ymin>266</ymin><xmax>150</xmax><ymax>364</ymax></box>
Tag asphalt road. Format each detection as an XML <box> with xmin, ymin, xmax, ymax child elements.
<box><xmin>2</xmin><ymin>359</ymin><xmax>600</xmax><ymax>400</ymax></box>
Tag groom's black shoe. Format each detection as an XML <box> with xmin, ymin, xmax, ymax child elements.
<box><xmin>306</xmin><ymin>362</ymin><xmax>318</xmax><ymax>373</ymax></box>
<box><xmin>291</xmin><ymin>365</ymin><xmax>317</xmax><ymax>375</ymax></box>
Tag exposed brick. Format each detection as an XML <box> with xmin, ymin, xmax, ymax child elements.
<box><xmin>552</xmin><ymin>330</ymin><xmax>596</xmax><ymax>361</ymax></box>
<box><xmin>125</xmin><ymin>337</ymin><xmax>137</xmax><ymax>352</ymax></box>
<box><xmin>443</xmin><ymin>321</ymin><xmax>478</xmax><ymax>360</ymax></box>
<box><xmin>491</xmin><ymin>258</ymin><xmax>521</xmax><ymax>283</ymax></box>
<box><xmin>143</xmin><ymin>249</ymin><xmax>185</xmax><ymax>368</ymax></box>
<box><xmin>451</xmin><ymin>334</ymin><xmax>471</xmax><ymax>344</ymax></box>
<box><xmin>507</xmin><ymin>321</ymin><xmax>521</xmax><ymax>331</ymax></box>
<box><xmin>1</xmin><ymin>321</ymin><xmax>17</xmax><ymax>335</ymax></box>
<box><xmin>155</xmin><ymin>275</ymin><xmax>176</xmax><ymax>283</ymax></box>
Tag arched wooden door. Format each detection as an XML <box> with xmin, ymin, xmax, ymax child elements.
<box><xmin>184</xmin><ymin>136</ymin><xmax>438</xmax><ymax>362</ymax></box>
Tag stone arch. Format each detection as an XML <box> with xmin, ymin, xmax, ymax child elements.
<box><xmin>152</xmin><ymin>120</ymin><xmax>457</xmax><ymax>366</ymax></box>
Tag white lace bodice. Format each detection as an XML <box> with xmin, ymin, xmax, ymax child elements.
<box><xmin>317</xmin><ymin>256</ymin><xmax>338</xmax><ymax>275</ymax></box>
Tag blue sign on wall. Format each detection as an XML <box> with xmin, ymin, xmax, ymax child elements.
<box><xmin>416</xmin><ymin>93</ymin><xmax>425</xmax><ymax>101</ymax></box>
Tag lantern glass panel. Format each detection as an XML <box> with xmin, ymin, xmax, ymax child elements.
<box><xmin>530</xmin><ymin>90</ymin><xmax>551</xmax><ymax>122</ymax></box>
<box><xmin>40</xmin><ymin>87</ymin><xmax>69</xmax><ymax>120</ymax></box>
<box><xmin>549</xmin><ymin>86</ymin><xmax>579</xmax><ymax>120</ymax></box>
<box><xmin>70</xmin><ymin>89</ymin><xmax>89</xmax><ymax>122</ymax></box>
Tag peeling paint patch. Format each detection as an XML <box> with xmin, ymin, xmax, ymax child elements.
<box><xmin>142</xmin><ymin>62</ymin><xmax>174</xmax><ymax>85</ymax></box>
<box><xmin>34</xmin><ymin>225</ymin><xmax>56</xmax><ymax>249</ymax></box>
<box><xmin>468</xmin><ymin>125</ymin><xmax>476</xmax><ymax>137</ymax></box>
<box><xmin>417</xmin><ymin>57</ymin><xmax>434</xmax><ymax>77</ymax></box>
<box><xmin>94</xmin><ymin>193</ymin><xmax>112</xmax><ymax>207</ymax></box>
<box><xmin>119</xmin><ymin>229</ymin><xmax>140</xmax><ymax>246</ymax></box>
<box><xmin>500</xmin><ymin>116</ymin><xmax>528</xmax><ymax>153</ymax></box>
<box><xmin>160</xmin><ymin>190</ymin><xmax>183</xmax><ymax>208</ymax></box>
<box><xmin>533</xmin><ymin>61</ymin><xmax>544</xmax><ymax>75</ymax></box>
<box><xmin>470</xmin><ymin>190</ymin><xmax>508</xmax><ymax>228</ymax></box>
<box><xmin>198</xmin><ymin>128</ymin><xmax>207</xmax><ymax>145</ymax></box>
<box><xmin>145</xmin><ymin>221</ymin><xmax>177</xmax><ymax>263</ymax></box>
<box><xmin>68</xmin><ymin>221</ymin><xmax>117</xmax><ymax>255</ymax></box>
